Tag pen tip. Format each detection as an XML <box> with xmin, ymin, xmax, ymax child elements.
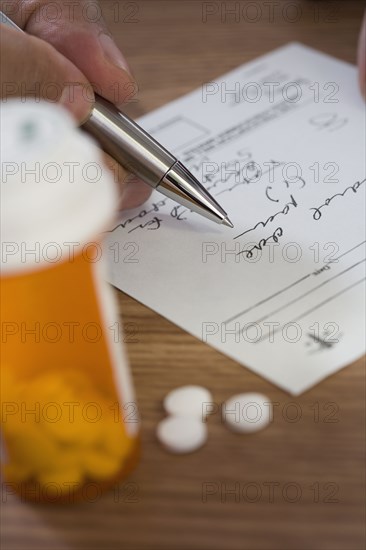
<box><xmin>222</xmin><ymin>217</ymin><xmax>234</xmax><ymax>228</ymax></box>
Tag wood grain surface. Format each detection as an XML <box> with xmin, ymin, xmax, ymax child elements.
<box><xmin>2</xmin><ymin>1</ymin><xmax>366</xmax><ymax>549</ymax></box>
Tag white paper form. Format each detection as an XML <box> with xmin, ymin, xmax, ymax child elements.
<box><xmin>104</xmin><ymin>43</ymin><xmax>366</xmax><ymax>395</ymax></box>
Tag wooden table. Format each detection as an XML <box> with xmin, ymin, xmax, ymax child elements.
<box><xmin>2</xmin><ymin>1</ymin><xmax>365</xmax><ymax>548</ymax></box>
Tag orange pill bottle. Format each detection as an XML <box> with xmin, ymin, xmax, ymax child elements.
<box><xmin>0</xmin><ymin>101</ymin><xmax>139</xmax><ymax>503</ymax></box>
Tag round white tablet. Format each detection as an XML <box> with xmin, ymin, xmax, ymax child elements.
<box><xmin>157</xmin><ymin>416</ymin><xmax>207</xmax><ymax>454</ymax></box>
<box><xmin>163</xmin><ymin>385</ymin><xmax>213</xmax><ymax>420</ymax></box>
<box><xmin>223</xmin><ymin>393</ymin><xmax>272</xmax><ymax>433</ymax></box>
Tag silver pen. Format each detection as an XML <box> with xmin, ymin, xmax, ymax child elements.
<box><xmin>0</xmin><ymin>11</ymin><xmax>233</xmax><ymax>228</ymax></box>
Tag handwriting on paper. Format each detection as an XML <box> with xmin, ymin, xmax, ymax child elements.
<box><xmin>105</xmin><ymin>44</ymin><xmax>366</xmax><ymax>395</ymax></box>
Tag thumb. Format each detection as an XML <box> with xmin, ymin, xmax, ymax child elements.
<box><xmin>0</xmin><ymin>25</ymin><xmax>95</xmax><ymax>123</ymax></box>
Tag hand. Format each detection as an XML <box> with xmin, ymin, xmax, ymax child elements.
<box><xmin>358</xmin><ymin>12</ymin><xmax>366</xmax><ymax>99</ymax></box>
<box><xmin>0</xmin><ymin>0</ymin><xmax>152</xmax><ymax>210</ymax></box>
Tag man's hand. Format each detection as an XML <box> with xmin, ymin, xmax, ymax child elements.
<box><xmin>0</xmin><ymin>0</ymin><xmax>152</xmax><ymax>209</ymax></box>
<box><xmin>358</xmin><ymin>12</ymin><xmax>366</xmax><ymax>99</ymax></box>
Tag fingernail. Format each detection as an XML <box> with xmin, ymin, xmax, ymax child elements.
<box><xmin>99</xmin><ymin>33</ymin><xmax>132</xmax><ymax>75</ymax></box>
<box><xmin>60</xmin><ymin>83</ymin><xmax>95</xmax><ymax>124</ymax></box>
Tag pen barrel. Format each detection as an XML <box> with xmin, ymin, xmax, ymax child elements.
<box><xmin>83</xmin><ymin>96</ymin><xmax>176</xmax><ymax>188</ymax></box>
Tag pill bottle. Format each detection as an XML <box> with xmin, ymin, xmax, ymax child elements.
<box><xmin>0</xmin><ymin>100</ymin><xmax>140</xmax><ymax>504</ymax></box>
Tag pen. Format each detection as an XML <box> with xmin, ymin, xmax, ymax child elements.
<box><xmin>0</xmin><ymin>11</ymin><xmax>233</xmax><ymax>228</ymax></box>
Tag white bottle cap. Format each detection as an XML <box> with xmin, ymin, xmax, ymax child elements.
<box><xmin>1</xmin><ymin>100</ymin><xmax>118</xmax><ymax>275</ymax></box>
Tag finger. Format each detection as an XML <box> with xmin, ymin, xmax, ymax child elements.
<box><xmin>358</xmin><ymin>12</ymin><xmax>366</xmax><ymax>99</ymax></box>
<box><xmin>121</xmin><ymin>178</ymin><xmax>154</xmax><ymax>211</ymax></box>
<box><xmin>1</xmin><ymin>0</ymin><xmax>137</xmax><ymax>108</ymax></box>
<box><xmin>0</xmin><ymin>24</ymin><xmax>94</xmax><ymax>122</ymax></box>
<box><xmin>101</xmin><ymin>152</ymin><xmax>153</xmax><ymax>210</ymax></box>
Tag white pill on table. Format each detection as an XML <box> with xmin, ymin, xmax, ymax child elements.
<box><xmin>163</xmin><ymin>385</ymin><xmax>213</xmax><ymax>420</ymax></box>
<box><xmin>157</xmin><ymin>416</ymin><xmax>208</xmax><ymax>454</ymax></box>
<box><xmin>223</xmin><ymin>393</ymin><xmax>272</xmax><ymax>433</ymax></box>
